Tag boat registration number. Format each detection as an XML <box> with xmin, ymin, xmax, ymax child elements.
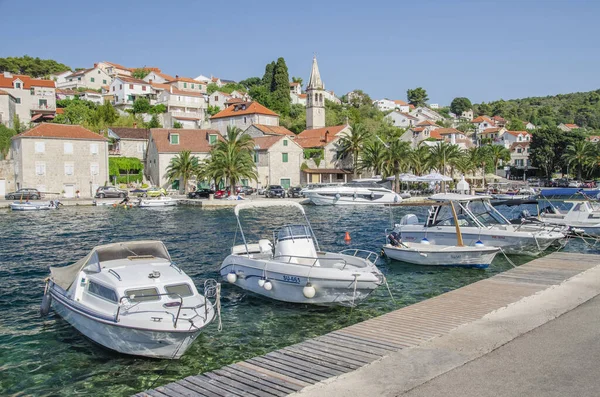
<box><xmin>283</xmin><ymin>275</ymin><xmax>301</xmax><ymax>284</ymax></box>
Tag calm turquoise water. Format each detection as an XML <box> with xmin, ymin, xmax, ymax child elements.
<box><xmin>0</xmin><ymin>204</ymin><xmax>592</xmax><ymax>396</ymax></box>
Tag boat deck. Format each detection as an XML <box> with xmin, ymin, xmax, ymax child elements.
<box><xmin>135</xmin><ymin>252</ymin><xmax>598</xmax><ymax>397</ymax></box>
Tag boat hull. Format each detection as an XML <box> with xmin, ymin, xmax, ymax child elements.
<box><xmin>304</xmin><ymin>193</ymin><xmax>399</xmax><ymax>206</ymax></box>
<box><xmin>10</xmin><ymin>202</ymin><xmax>57</xmax><ymax>211</ymax></box>
<box><xmin>50</xmin><ymin>289</ymin><xmax>201</xmax><ymax>359</ymax></box>
<box><xmin>138</xmin><ymin>198</ymin><xmax>177</xmax><ymax>207</ymax></box>
<box><xmin>383</xmin><ymin>244</ymin><xmax>499</xmax><ymax>268</ymax></box>
<box><xmin>219</xmin><ymin>255</ymin><xmax>382</xmax><ymax>306</ymax></box>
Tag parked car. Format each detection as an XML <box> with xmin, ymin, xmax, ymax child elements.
<box><xmin>5</xmin><ymin>188</ymin><xmax>42</xmax><ymax>200</ymax></box>
<box><xmin>95</xmin><ymin>186</ymin><xmax>128</xmax><ymax>198</ymax></box>
<box><xmin>266</xmin><ymin>185</ymin><xmax>285</xmax><ymax>198</ymax></box>
<box><xmin>582</xmin><ymin>180</ymin><xmax>596</xmax><ymax>188</ymax></box>
<box><xmin>146</xmin><ymin>187</ymin><xmax>167</xmax><ymax>197</ymax></box>
<box><xmin>287</xmin><ymin>186</ymin><xmax>303</xmax><ymax>198</ymax></box>
<box><xmin>214</xmin><ymin>189</ymin><xmax>229</xmax><ymax>199</ymax></box>
<box><xmin>239</xmin><ymin>186</ymin><xmax>255</xmax><ymax>195</ymax></box>
<box><xmin>188</xmin><ymin>188</ymin><xmax>215</xmax><ymax>199</ymax></box>
<box><xmin>568</xmin><ymin>180</ymin><xmax>582</xmax><ymax>188</ymax></box>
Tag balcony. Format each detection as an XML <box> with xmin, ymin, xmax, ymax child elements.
<box><xmin>170</xmin><ymin>111</ymin><xmax>203</xmax><ymax>120</ymax></box>
<box><xmin>31</xmin><ymin>103</ymin><xmax>56</xmax><ymax>112</ymax></box>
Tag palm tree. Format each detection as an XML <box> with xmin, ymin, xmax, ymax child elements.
<box><xmin>562</xmin><ymin>140</ymin><xmax>595</xmax><ymax>180</ymax></box>
<box><xmin>165</xmin><ymin>150</ymin><xmax>201</xmax><ymax>194</ymax></box>
<box><xmin>381</xmin><ymin>137</ymin><xmax>411</xmax><ymax>192</ymax></box>
<box><xmin>337</xmin><ymin>123</ymin><xmax>371</xmax><ymax>177</ymax></box>
<box><xmin>209</xmin><ymin>125</ymin><xmax>258</xmax><ymax>194</ymax></box>
<box><xmin>407</xmin><ymin>144</ymin><xmax>431</xmax><ymax>176</ymax></box>
<box><xmin>468</xmin><ymin>146</ymin><xmax>492</xmax><ymax>188</ymax></box>
<box><xmin>358</xmin><ymin>138</ymin><xmax>386</xmax><ymax>176</ymax></box>
<box><xmin>428</xmin><ymin>142</ymin><xmax>462</xmax><ymax>177</ymax></box>
<box><xmin>453</xmin><ymin>153</ymin><xmax>475</xmax><ymax>177</ymax></box>
<box><xmin>488</xmin><ymin>144</ymin><xmax>511</xmax><ymax>172</ymax></box>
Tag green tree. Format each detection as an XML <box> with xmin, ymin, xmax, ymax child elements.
<box><xmin>173</xmin><ymin>121</ymin><xmax>183</xmax><ymax>129</ymax></box>
<box><xmin>562</xmin><ymin>140</ymin><xmax>595</xmax><ymax>180</ymax></box>
<box><xmin>239</xmin><ymin>77</ymin><xmax>262</xmax><ymax>90</ymax></box>
<box><xmin>450</xmin><ymin>97</ymin><xmax>472</xmax><ymax>117</ymax></box>
<box><xmin>358</xmin><ymin>138</ymin><xmax>386</xmax><ymax>176</ymax></box>
<box><xmin>248</xmin><ymin>85</ymin><xmax>272</xmax><ymax>109</ymax></box>
<box><xmin>292</xmin><ymin>76</ymin><xmax>303</xmax><ymax>86</ymax></box>
<box><xmin>145</xmin><ymin>114</ymin><xmax>162</xmax><ymax>128</ymax></box>
<box><xmin>132</xmin><ymin>97</ymin><xmax>151</xmax><ymax>114</ymax></box>
<box><xmin>207</xmin><ymin>105</ymin><xmax>221</xmax><ymax>116</ymax></box>
<box><xmin>468</xmin><ymin>146</ymin><xmax>493</xmax><ymax>188</ymax></box>
<box><xmin>0</xmin><ymin>55</ymin><xmax>71</xmax><ymax>77</ymax></box>
<box><xmin>406</xmin><ymin>87</ymin><xmax>429</xmax><ymax>107</ymax></box>
<box><xmin>507</xmin><ymin>118</ymin><xmax>526</xmax><ymax>131</ymax></box>
<box><xmin>13</xmin><ymin>114</ymin><xmax>24</xmax><ymax>133</ymax></box>
<box><xmin>0</xmin><ymin>124</ymin><xmax>17</xmax><ymax>159</ymax></box>
<box><xmin>206</xmin><ymin>83</ymin><xmax>219</xmax><ymax>95</ymax></box>
<box><xmin>429</xmin><ymin>142</ymin><xmax>462</xmax><ymax>180</ymax></box>
<box><xmin>262</xmin><ymin>61</ymin><xmax>276</xmax><ymax>89</ymax></box>
<box><xmin>207</xmin><ymin>125</ymin><xmax>258</xmax><ymax>195</ymax></box>
<box><xmin>95</xmin><ymin>100</ymin><xmax>119</xmax><ymax>124</ymax></box>
<box><xmin>456</xmin><ymin>121</ymin><xmax>475</xmax><ymax>134</ymax></box>
<box><xmin>150</xmin><ymin>104</ymin><xmax>167</xmax><ymax>114</ymax></box>
<box><xmin>270</xmin><ymin>57</ymin><xmax>291</xmax><ymax>115</ymax></box>
<box><xmin>529</xmin><ymin>126</ymin><xmax>561</xmax><ymax>179</ymax></box>
<box><xmin>165</xmin><ymin>151</ymin><xmax>201</xmax><ymax>193</ymax></box>
<box><xmin>337</xmin><ymin>123</ymin><xmax>371</xmax><ymax>177</ymax></box>
<box><xmin>488</xmin><ymin>144</ymin><xmax>511</xmax><ymax>170</ymax></box>
<box><xmin>408</xmin><ymin>144</ymin><xmax>431</xmax><ymax>176</ymax></box>
<box><xmin>382</xmin><ymin>134</ymin><xmax>411</xmax><ymax>192</ymax></box>
<box><xmin>131</xmin><ymin>68</ymin><xmax>151</xmax><ymax>79</ymax></box>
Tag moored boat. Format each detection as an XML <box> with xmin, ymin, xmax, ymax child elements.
<box><xmin>10</xmin><ymin>200</ymin><xmax>61</xmax><ymax>211</ymax></box>
<box><xmin>138</xmin><ymin>196</ymin><xmax>177</xmax><ymax>207</ymax></box>
<box><xmin>41</xmin><ymin>240</ymin><xmax>219</xmax><ymax>359</ymax></box>
<box><xmin>302</xmin><ymin>181</ymin><xmax>402</xmax><ymax>206</ymax></box>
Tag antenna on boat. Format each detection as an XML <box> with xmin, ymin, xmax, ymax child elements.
<box><xmin>449</xmin><ymin>201</ymin><xmax>464</xmax><ymax>247</ymax></box>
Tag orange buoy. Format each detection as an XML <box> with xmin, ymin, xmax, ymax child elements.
<box><xmin>344</xmin><ymin>231</ymin><xmax>351</xmax><ymax>242</ymax></box>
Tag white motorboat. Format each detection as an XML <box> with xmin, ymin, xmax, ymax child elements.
<box><xmin>10</xmin><ymin>200</ymin><xmax>61</xmax><ymax>211</ymax></box>
<box><xmin>138</xmin><ymin>196</ymin><xmax>178</xmax><ymax>207</ymax></box>
<box><xmin>41</xmin><ymin>241</ymin><xmax>219</xmax><ymax>359</ymax></box>
<box><xmin>302</xmin><ymin>182</ymin><xmax>402</xmax><ymax>205</ymax></box>
<box><xmin>219</xmin><ymin>201</ymin><xmax>384</xmax><ymax>306</ymax></box>
<box><xmin>93</xmin><ymin>199</ymin><xmax>136</xmax><ymax>208</ymax></box>
<box><xmin>539</xmin><ymin>200</ymin><xmax>600</xmax><ymax>236</ymax></box>
<box><xmin>390</xmin><ymin>194</ymin><xmax>565</xmax><ymax>256</ymax></box>
<box><xmin>383</xmin><ymin>201</ymin><xmax>500</xmax><ymax>268</ymax></box>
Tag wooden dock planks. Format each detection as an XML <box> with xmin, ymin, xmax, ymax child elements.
<box><xmin>138</xmin><ymin>252</ymin><xmax>598</xmax><ymax>397</ymax></box>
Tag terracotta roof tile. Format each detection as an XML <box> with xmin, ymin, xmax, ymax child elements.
<box><xmin>210</xmin><ymin>102</ymin><xmax>279</xmax><ymax>120</ymax></box>
<box><xmin>150</xmin><ymin>129</ymin><xmax>221</xmax><ymax>153</ymax></box>
<box><xmin>481</xmin><ymin>127</ymin><xmax>502</xmax><ymax>134</ymax></box>
<box><xmin>115</xmin><ymin>76</ymin><xmax>150</xmax><ymax>85</ymax></box>
<box><xmin>289</xmin><ymin>82</ymin><xmax>300</xmax><ymax>86</ymax></box>
<box><xmin>299</xmin><ymin>94</ymin><xmax>307</xmax><ymax>99</ymax></box>
<box><xmin>109</xmin><ymin>127</ymin><xmax>149</xmax><ymax>140</ymax></box>
<box><xmin>0</xmin><ymin>73</ymin><xmax>55</xmax><ymax>89</ymax></box>
<box><xmin>168</xmin><ymin>76</ymin><xmax>204</xmax><ymax>84</ymax></box>
<box><xmin>471</xmin><ymin>116</ymin><xmax>494</xmax><ymax>124</ymax></box>
<box><xmin>429</xmin><ymin>130</ymin><xmax>443</xmax><ymax>140</ymax></box>
<box><xmin>393</xmin><ymin>99</ymin><xmax>408</xmax><ymax>105</ymax></box>
<box><xmin>564</xmin><ymin>123</ymin><xmax>579</xmax><ymax>128</ymax></box>
<box><xmin>225</xmin><ymin>98</ymin><xmax>244</xmax><ymax>105</ymax></box>
<box><xmin>55</xmin><ymin>108</ymin><xmax>65</xmax><ymax>114</ymax></box>
<box><xmin>251</xmin><ymin>124</ymin><xmax>296</xmax><ymax>137</ymax></box>
<box><xmin>416</xmin><ymin>120</ymin><xmax>438</xmax><ymax>126</ymax></box>
<box><xmin>14</xmin><ymin>123</ymin><xmax>106</xmax><ymax>140</ymax></box>
<box><xmin>412</xmin><ymin>127</ymin><xmax>425</xmax><ymax>132</ymax></box>
<box><xmin>104</xmin><ymin>61</ymin><xmax>132</xmax><ymax>71</ymax></box>
<box><xmin>253</xmin><ymin>135</ymin><xmax>285</xmax><ymax>150</ymax></box>
<box><xmin>435</xmin><ymin>128</ymin><xmax>462</xmax><ymax>135</ymax></box>
<box><xmin>505</xmin><ymin>130</ymin><xmax>530</xmax><ymax>137</ymax></box>
<box><xmin>510</xmin><ymin>141</ymin><xmax>530</xmax><ymax>151</ymax></box>
<box><xmin>296</xmin><ymin>125</ymin><xmax>349</xmax><ymax>148</ymax></box>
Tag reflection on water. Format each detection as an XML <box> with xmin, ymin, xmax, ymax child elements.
<box><xmin>0</xmin><ymin>204</ymin><xmax>590</xmax><ymax>396</ymax></box>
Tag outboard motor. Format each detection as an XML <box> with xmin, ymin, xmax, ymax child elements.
<box><xmin>400</xmin><ymin>214</ymin><xmax>419</xmax><ymax>225</ymax></box>
<box><xmin>388</xmin><ymin>231</ymin><xmax>401</xmax><ymax>247</ymax></box>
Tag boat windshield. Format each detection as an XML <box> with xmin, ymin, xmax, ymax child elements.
<box><xmin>277</xmin><ymin>225</ymin><xmax>312</xmax><ymax>241</ymax></box>
<box><xmin>466</xmin><ymin>200</ymin><xmax>509</xmax><ymax>225</ymax></box>
<box><xmin>433</xmin><ymin>200</ymin><xmax>508</xmax><ymax>227</ymax></box>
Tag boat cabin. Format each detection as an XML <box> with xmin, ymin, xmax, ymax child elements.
<box><xmin>424</xmin><ymin>194</ymin><xmax>511</xmax><ymax>228</ymax></box>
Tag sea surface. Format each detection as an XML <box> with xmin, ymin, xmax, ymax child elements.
<box><xmin>0</xmin><ymin>203</ymin><xmax>593</xmax><ymax>396</ymax></box>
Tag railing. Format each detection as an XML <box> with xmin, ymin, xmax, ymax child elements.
<box><xmin>170</xmin><ymin>110</ymin><xmax>203</xmax><ymax>119</ymax></box>
<box><xmin>115</xmin><ymin>292</ymin><xmax>183</xmax><ymax>328</ymax></box>
<box><xmin>31</xmin><ymin>104</ymin><xmax>56</xmax><ymax>111</ymax></box>
<box><xmin>273</xmin><ymin>254</ymin><xmax>348</xmax><ymax>268</ymax></box>
<box><xmin>339</xmin><ymin>249</ymin><xmax>380</xmax><ymax>264</ymax></box>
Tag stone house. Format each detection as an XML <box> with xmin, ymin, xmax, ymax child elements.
<box><xmin>208</xmin><ymin>91</ymin><xmax>233</xmax><ymax>110</ymax></box>
<box><xmin>143</xmin><ymin>70</ymin><xmax>175</xmax><ymax>84</ymax></box>
<box><xmin>436</xmin><ymin>128</ymin><xmax>472</xmax><ymax>149</ymax></box>
<box><xmin>410</xmin><ymin>106</ymin><xmax>444</xmax><ymax>123</ymax></box>
<box><xmin>0</xmin><ymin>90</ymin><xmax>17</xmax><ymax>128</ymax></box>
<box><xmin>471</xmin><ymin>116</ymin><xmax>496</xmax><ymax>133</ymax></box>
<box><xmin>0</xmin><ymin>72</ymin><xmax>56</xmax><ymax>124</ymax></box>
<box><xmin>401</xmin><ymin>125</ymin><xmax>444</xmax><ymax>147</ymax></box>
<box><xmin>58</xmin><ymin>67</ymin><xmax>111</xmax><ymax>90</ymax></box>
<box><xmin>510</xmin><ymin>141</ymin><xmax>530</xmax><ymax>168</ymax></box>
<box><xmin>210</xmin><ymin>102</ymin><xmax>280</xmax><ymax>135</ymax></box>
<box><xmin>107</xmin><ymin>127</ymin><xmax>149</xmax><ymax>160</ymax></box>
<box><xmin>253</xmin><ymin>135</ymin><xmax>303</xmax><ymax>189</ymax></box>
<box><xmin>152</xmin><ymin>83</ymin><xmax>207</xmax><ymax>129</ymax></box>
<box><xmin>384</xmin><ymin>110</ymin><xmax>419</xmax><ymax>128</ymax></box>
<box><xmin>48</xmin><ymin>70</ymin><xmax>73</xmax><ymax>86</ymax></box>
<box><xmin>110</xmin><ymin>76</ymin><xmax>153</xmax><ymax>109</ymax></box>
<box><xmin>501</xmin><ymin>130</ymin><xmax>531</xmax><ymax>149</ymax></box>
<box><xmin>95</xmin><ymin>61</ymin><xmax>132</xmax><ymax>77</ymax></box>
<box><xmin>478</xmin><ymin>127</ymin><xmax>506</xmax><ymax>145</ymax></box>
<box><xmin>244</xmin><ymin>124</ymin><xmax>296</xmax><ymax>138</ymax></box>
<box><xmin>558</xmin><ymin>123</ymin><xmax>580</xmax><ymax>132</ymax></box>
<box><xmin>10</xmin><ymin>123</ymin><xmax>108</xmax><ymax>198</ymax></box>
<box><xmin>146</xmin><ymin>128</ymin><xmax>220</xmax><ymax>190</ymax></box>
<box><xmin>78</xmin><ymin>90</ymin><xmax>105</xmax><ymax>105</ymax></box>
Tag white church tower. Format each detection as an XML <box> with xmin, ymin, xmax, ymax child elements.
<box><xmin>306</xmin><ymin>56</ymin><xmax>325</xmax><ymax>130</ymax></box>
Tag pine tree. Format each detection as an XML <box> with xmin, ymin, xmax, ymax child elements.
<box><xmin>262</xmin><ymin>61</ymin><xmax>275</xmax><ymax>89</ymax></box>
<box><xmin>270</xmin><ymin>57</ymin><xmax>291</xmax><ymax>116</ymax></box>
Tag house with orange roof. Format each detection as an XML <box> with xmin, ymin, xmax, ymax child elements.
<box><xmin>146</xmin><ymin>128</ymin><xmax>221</xmax><ymax>190</ymax></box>
<box><xmin>410</xmin><ymin>106</ymin><xmax>444</xmax><ymax>123</ymax></box>
<box><xmin>153</xmin><ymin>83</ymin><xmax>208</xmax><ymax>129</ymax></box>
<box><xmin>401</xmin><ymin>123</ymin><xmax>443</xmax><ymax>147</ymax></box>
<box><xmin>48</xmin><ymin>70</ymin><xmax>73</xmax><ymax>86</ymax></box>
<box><xmin>59</xmin><ymin>67</ymin><xmax>111</xmax><ymax>90</ymax></box>
<box><xmin>253</xmin><ymin>135</ymin><xmax>303</xmax><ymax>189</ymax></box>
<box><xmin>0</xmin><ymin>72</ymin><xmax>56</xmax><ymax>124</ymax></box>
<box><xmin>0</xmin><ymin>89</ymin><xmax>17</xmax><ymax>129</ymax></box>
<box><xmin>143</xmin><ymin>70</ymin><xmax>175</xmax><ymax>84</ymax></box>
<box><xmin>558</xmin><ymin>123</ymin><xmax>580</xmax><ymax>132</ymax></box>
<box><xmin>290</xmin><ymin>82</ymin><xmax>302</xmax><ymax>96</ymax></box>
<box><xmin>509</xmin><ymin>141</ymin><xmax>531</xmax><ymax>169</ymax></box>
<box><xmin>77</xmin><ymin>90</ymin><xmax>104</xmax><ymax>105</ymax></box>
<box><xmin>210</xmin><ymin>101</ymin><xmax>280</xmax><ymax>135</ymax></box>
<box><xmin>385</xmin><ymin>110</ymin><xmax>419</xmax><ymax>128</ymax></box>
<box><xmin>208</xmin><ymin>91</ymin><xmax>232</xmax><ymax>110</ymax></box>
<box><xmin>471</xmin><ymin>115</ymin><xmax>496</xmax><ymax>134</ymax></box>
<box><xmin>477</xmin><ymin>127</ymin><xmax>506</xmax><ymax>145</ymax></box>
<box><xmin>436</xmin><ymin>128</ymin><xmax>471</xmax><ymax>147</ymax></box>
<box><xmin>165</xmin><ymin>76</ymin><xmax>207</xmax><ymax>94</ymax></box>
<box><xmin>244</xmin><ymin>124</ymin><xmax>296</xmax><ymax>138</ymax></box>
<box><xmin>10</xmin><ymin>123</ymin><xmax>108</xmax><ymax>198</ymax></box>
<box><xmin>95</xmin><ymin>61</ymin><xmax>132</xmax><ymax>77</ymax></box>
<box><xmin>373</xmin><ymin>99</ymin><xmax>410</xmax><ymax>113</ymax></box>
<box><xmin>501</xmin><ymin>130</ymin><xmax>531</xmax><ymax>148</ymax></box>
<box><xmin>491</xmin><ymin>115</ymin><xmax>507</xmax><ymax>128</ymax></box>
<box><xmin>110</xmin><ymin>75</ymin><xmax>152</xmax><ymax>109</ymax></box>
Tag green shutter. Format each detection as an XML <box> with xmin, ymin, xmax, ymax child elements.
<box><xmin>184</xmin><ymin>83</ymin><xmax>187</xmax><ymax>88</ymax></box>
<box><xmin>91</xmin><ymin>77</ymin><xmax>95</xmax><ymax>82</ymax></box>
<box><xmin>103</xmin><ymin>79</ymin><xmax>107</xmax><ymax>84</ymax></box>
<box><xmin>282</xmin><ymin>153</ymin><xmax>288</xmax><ymax>163</ymax></box>
<box><xmin>283</xmin><ymin>140</ymin><xmax>288</xmax><ymax>146</ymax></box>
<box><xmin>254</xmin><ymin>152</ymin><xmax>259</xmax><ymax>162</ymax></box>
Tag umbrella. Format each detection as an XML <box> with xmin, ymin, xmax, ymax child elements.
<box><xmin>485</xmin><ymin>173</ymin><xmax>504</xmax><ymax>181</ymax></box>
<box><xmin>386</xmin><ymin>174</ymin><xmax>420</xmax><ymax>182</ymax></box>
<box><xmin>417</xmin><ymin>172</ymin><xmax>453</xmax><ymax>182</ymax></box>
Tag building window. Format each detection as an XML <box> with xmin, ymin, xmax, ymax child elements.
<box><xmin>191</xmin><ymin>84</ymin><xmax>194</xmax><ymax>89</ymax></box>
<box><xmin>254</xmin><ymin>151</ymin><xmax>259</xmax><ymax>163</ymax></box>
<box><xmin>90</xmin><ymin>143</ymin><xmax>99</xmax><ymax>155</ymax></box>
<box><xmin>64</xmin><ymin>162</ymin><xmax>75</xmax><ymax>176</ymax></box>
<box><xmin>209</xmin><ymin>134</ymin><xmax>217</xmax><ymax>145</ymax></box>
<box><xmin>35</xmin><ymin>161</ymin><xmax>46</xmax><ymax>175</ymax></box>
<box><xmin>280</xmin><ymin>178</ymin><xmax>291</xmax><ymax>189</ymax></box>
<box><xmin>35</xmin><ymin>142</ymin><xmax>45</xmax><ymax>153</ymax></box>
<box><xmin>30</xmin><ymin>88</ymin><xmax>35</xmax><ymax>95</ymax></box>
<box><xmin>64</xmin><ymin>142</ymin><xmax>73</xmax><ymax>154</ymax></box>
<box><xmin>15</xmin><ymin>82</ymin><xmax>21</xmax><ymax>89</ymax></box>
<box><xmin>283</xmin><ymin>140</ymin><xmax>288</xmax><ymax>146</ymax></box>
<box><xmin>112</xmin><ymin>86</ymin><xmax>115</xmax><ymax>92</ymax></box>
<box><xmin>14</xmin><ymin>98</ymin><xmax>21</xmax><ymax>104</ymax></box>
<box><xmin>39</xmin><ymin>99</ymin><xmax>47</xmax><ymax>108</ymax></box>
<box><xmin>90</xmin><ymin>162</ymin><xmax>99</xmax><ymax>176</ymax></box>
<box><xmin>127</xmin><ymin>95</ymin><xmax>133</xmax><ymax>102</ymax></box>
<box><xmin>282</xmin><ymin>153</ymin><xmax>288</xmax><ymax>163</ymax></box>
<box><xmin>120</xmin><ymin>84</ymin><xmax>122</xmax><ymax>89</ymax></box>
<box><xmin>214</xmin><ymin>96</ymin><xmax>218</xmax><ymax>101</ymax></box>
<box><xmin>91</xmin><ymin>77</ymin><xmax>95</xmax><ymax>82</ymax></box>
<box><xmin>78</xmin><ymin>77</ymin><xmax>81</xmax><ymax>81</ymax></box>
<box><xmin>243</xmin><ymin>116</ymin><xmax>247</xmax><ymax>124</ymax></box>
<box><xmin>103</xmin><ymin>79</ymin><xmax>107</xmax><ymax>84</ymax></box>
<box><xmin>170</xmin><ymin>134</ymin><xmax>179</xmax><ymax>144</ymax></box>
<box><xmin>137</xmin><ymin>143</ymin><xmax>144</xmax><ymax>153</ymax></box>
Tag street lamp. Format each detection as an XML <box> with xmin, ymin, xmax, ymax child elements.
<box><xmin>523</xmin><ymin>164</ymin><xmax>528</xmax><ymax>182</ymax></box>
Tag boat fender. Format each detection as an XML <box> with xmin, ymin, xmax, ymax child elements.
<box><xmin>226</xmin><ymin>271</ymin><xmax>237</xmax><ymax>283</ymax></box>
<box><xmin>258</xmin><ymin>277</ymin><xmax>266</xmax><ymax>287</ymax></box>
<box><xmin>335</xmin><ymin>193</ymin><xmax>341</xmax><ymax>200</ymax></box>
<box><xmin>394</xmin><ymin>195</ymin><xmax>399</xmax><ymax>203</ymax></box>
<box><xmin>303</xmin><ymin>282</ymin><xmax>316</xmax><ymax>298</ymax></box>
<box><xmin>420</xmin><ymin>237</ymin><xmax>430</xmax><ymax>245</ymax></box>
<box><xmin>370</xmin><ymin>192</ymin><xmax>375</xmax><ymax>199</ymax></box>
<box><xmin>40</xmin><ymin>292</ymin><xmax>52</xmax><ymax>317</ymax></box>
<box><xmin>353</xmin><ymin>193</ymin><xmax>358</xmax><ymax>200</ymax></box>
<box><xmin>475</xmin><ymin>240</ymin><xmax>485</xmax><ymax>247</ymax></box>
<box><xmin>263</xmin><ymin>280</ymin><xmax>273</xmax><ymax>291</ymax></box>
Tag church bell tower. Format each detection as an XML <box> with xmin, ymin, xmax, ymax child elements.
<box><xmin>306</xmin><ymin>56</ymin><xmax>326</xmax><ymax>130</ymax></box>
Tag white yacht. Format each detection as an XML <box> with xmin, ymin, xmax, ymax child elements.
<box><xmin>539</xmin><ymin>200</ymin><xmax>600</xmax><ymax>236</ymax></box>
<box><xmin>389</xmin><ymin>194</ymin><xmax>565</xmax><ymax>256</ymax></box>
<box><xmin>219</xmin><ymin>201</ymin><xmax>384</xmax><ymax>306</ymax></box>
<box><xmin>10</xmin><ymin>200</ymin><xmax>61</xmax><ymax>211</ymax></box>
<box><xmin>138</xmin><ymin>196</ymin><xmax>178</xmax><ymax>207</ymax></box>
<box><xmin>302</xmin><ymin>182</ymin><xmax>402</xmax><ymax>205</ymax></box>
<box><xmin>41</xmin><ymin>241</ymin><xmax>219</xmax><ymax>359</ymax></box>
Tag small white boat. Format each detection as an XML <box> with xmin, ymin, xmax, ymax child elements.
<box><xmin>219</xmin><ymin>201</ymin><xmax>384</xmax><ymax>306</ymax></box>
<box><xmin>93</xmin><ymin>200</ymin><xmax>137</xmax><ymax>208</ymax></box>
<box><xmin>383</xmin><ymin>201</ymin><xmax>500</xmax><ymax>268</ymax></box>
<box><xmin>10</xmin><ymin>200</ymin><xmax>61</xmax><ymax>211</ymax></box>
<box><xmin>138</xmin><ymin>196</ymin><xmax>177</xmax><ymax>207</ymax></box>
<box><xmin>302</xmin><ymin>181</ymin><xmax>402</xmax><ymax>206</ymax></box>
<box><xmin>41</xmin><ymin>241</ymin><xmax>219</xmax><ymax>359</ymax></box>
<box><xmin>539</xmin><ymin>200</ymin><xmax>600</xmax><ymax>236</ymax></box>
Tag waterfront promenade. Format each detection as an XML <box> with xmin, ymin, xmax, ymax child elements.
<box><xmin>136</xmin><ymin>251</ymin><xmax>600</xmax><ymax>397</ymax></box>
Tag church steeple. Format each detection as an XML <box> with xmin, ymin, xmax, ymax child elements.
<box><xmin>306</xmin><ymin>56</ymin><xmax>325</xmax><ymax>130</ymax></box>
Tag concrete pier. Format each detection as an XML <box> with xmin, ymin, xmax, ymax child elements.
<box><xmin>135</xmin><ymin>252</ymin><xmax>600</xmax><ymax>397</ymax></box>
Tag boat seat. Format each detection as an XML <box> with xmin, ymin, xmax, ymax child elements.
<box><xmin>232</xmin><ymin>244</ymin><xmax>262</xmax><ymax>255</ymax></box>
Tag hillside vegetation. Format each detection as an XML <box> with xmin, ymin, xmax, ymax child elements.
<box><xmin>0</xmin><ymin>56</ymin><xmax>71</xmax><ymax>78</ymax></box>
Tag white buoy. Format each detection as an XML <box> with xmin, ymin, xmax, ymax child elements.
<box><xmin>263</xmin><ymin>280</ymin><xmax>273</xmax><ymax>291</ymax></box>
<box><xmin>421</xmin><ymin>237</ymin><xmax>430</xmax><ymax>245</ymax></box>
<box><xmin>226</xmin><ymin>271</ymin><xmax>237</xmax><ymax>283</ymax></box>
<box><xmin>475</xmin><ymin>240</ymin><xmax>485</xmax><ymax>247</ymax></box>
<box><xmin>335</xmin><ymin>193</ymin><xmax>341</xmax><ymax>200</ymax></box>
<box><xmin>303</xmin><ymin>282</ymin><xmax>316</xmax><ymax>298</ymax></box>
<box><xmin>258</xmin><ymin>277</ymin><xmax>265</xmax><ymax>287</ymax></box>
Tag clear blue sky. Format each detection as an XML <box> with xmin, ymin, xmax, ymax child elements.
<box><xmin>1</xmin><ymin>0</ymin><xmax>598</xmax><ymax>105</ymax></box>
